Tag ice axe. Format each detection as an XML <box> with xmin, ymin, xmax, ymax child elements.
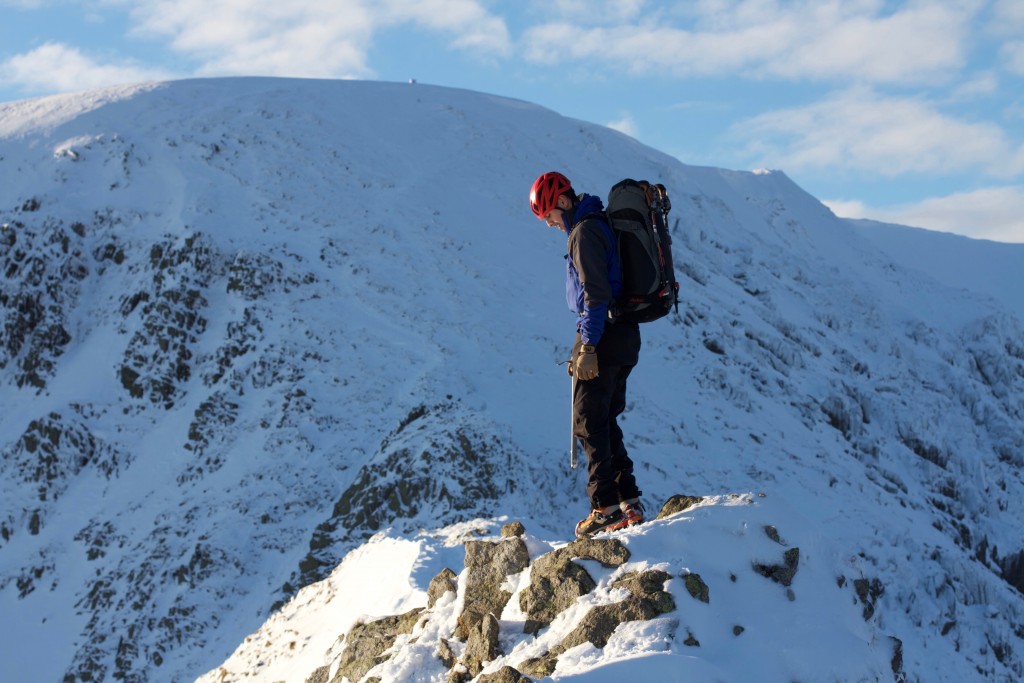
<box><xmin>570</xmin><ymin>371</ymin><xmax>579</xmax><ymax>469</ymax></box>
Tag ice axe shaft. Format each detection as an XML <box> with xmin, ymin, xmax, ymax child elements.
<box><xmin>570</xmin><ymin>372</ymin><xmax>579</xmax><ymax>469</ymax></box>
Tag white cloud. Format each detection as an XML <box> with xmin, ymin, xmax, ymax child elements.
<box><xmin>0</xmin><ymin>42</ymin><xmax>173</xmax><ymax>94</ymax></box>
<box><xmin>522</xmin><ymin>1</ymin><xmax>974</xmax><ymax>84</ymax></box>
<box><xmin>821</xmin><ymin>197</ymin><xmax>868</xmax><ymax>219</ymax></box>
<box><xmin>949</xmin><ymin>71</ymin><xmax>1000</xmax><ymax>100</ymax></box>
<box><xmin>606</xmin><ymin>114</ymin><xmax>638</xmax><ymax>138</ymax></box>
<box><xmin>1001</xmin><ymin>41</ymin><xmax>1024</xmax><ymax>76</ymax></box>
<box><xmin>382</xmin><ymin>0</ymin><xmax>511</xmax><ymax>54</ymax></box>
<box><xmin>525</xmin><ymin>0</ymin><xmax>645</xmax><ymax>24</ymax></box>
<box><xmin>989</xmin><ymin>0</ymin><xmax>1024</xmax><ymax>34</ymax></box>
<box><xmin>731</xmin><ymin>86</ymin><xmax>1023</xmax><ymax>178</ymax></box>
<box><xmin>825</xmin><ymin>186</ymin><xmax>1024</xmax><ymax>244</ymax></box>
<box><xmin>116</xmin><ymin>0</ymin><xmax>509</xmax><ymax>79</ymax></box>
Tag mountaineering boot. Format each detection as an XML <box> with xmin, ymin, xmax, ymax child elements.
<box><xmin>616</xmin><ymin>498</ymin><xmax>645</xmax><ymax>529</ymax></box>
<box><xmin>575</xmin><ymin>505</ymin><xmax>624</xmax><ymax>538</ymax></box>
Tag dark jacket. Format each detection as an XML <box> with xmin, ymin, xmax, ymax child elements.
<box><xmin>566</xmin><ymin>194</ymin><xmax>622</xmax><ymax>344</ymax></box>
<box><xmin>566</xmin><ymin>194</ymin><xmax>640</xmax><ymax>366</ymax></box>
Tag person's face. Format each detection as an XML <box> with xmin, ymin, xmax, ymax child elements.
<box><xmin>543</xmin><ymin>195</ymin><xmax>571</xmax><ymax>231</ymax></box>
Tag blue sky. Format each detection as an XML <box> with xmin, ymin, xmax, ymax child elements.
<box><xmin>2</xmin><ymin>0</ymin><xmax>1023</xmax><ymax>243</ymax></box>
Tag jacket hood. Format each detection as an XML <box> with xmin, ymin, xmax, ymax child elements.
<box><xmin>571</xmin><ymin>193</ymin><xmax>605</xmax><ymax>226</ymax></box>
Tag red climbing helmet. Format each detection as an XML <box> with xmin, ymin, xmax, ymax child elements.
<box><xmin>529</xmin><ymin>171</ymin><xmax>573</xmax><ymax>219</ymax></box>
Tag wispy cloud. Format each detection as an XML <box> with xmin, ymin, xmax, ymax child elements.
<box><xmin>117</xmin><ymin>0</ymin><xmax>509</xmax><ymax>78</ymax></box>
<box><xmin>826</xmin><ymin>186</ymin><xmax>1024</xmax><ymax>243</ymax></box>
<box><xmin>989</xmin><ymin>0</ymin><xmax>1024</xmax><ymax>34</ymax></box>
<box><xmin>522</xmin><ymin>1</ymin><xmax>974</xmax><ymax>84</ymax></box>
<box><xmin>0</xmin><ymin>42</ymin><xmax>173</xmax><ymax>94</ymax></box>
<box><xmin>1001</xmin><ymin>41</ymin><xmax>1024</xmax><ymax>76</ymax></box>
<box><xmin>0</xmin><ymin>0</ymin><xmax>50</xmax><ymax>8</ymax></box>
<box><xmin>731</xmin><ymin>86</ymin><xmax>1023</xmax><ymax>178</ymax></box>
<box><xmin>525</xmin><ymin>0</ymin><xmax>645</xmax><ymax>24</ymax></box>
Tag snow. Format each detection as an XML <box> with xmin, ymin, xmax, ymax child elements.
<box><xmin>203</xmin><ymin>494</ymin><xmax>903</xmax><ymax>682</ymax></box>
<box><xmin>0</xmin><ymin>77</ymin><xmax>1022</xmax><ymax>683</ymax></box>
<box><xmin>847</xmin><ymin>217</ymin><xmax>1024</xmax><ymax>322</ymax></box>
<box><xmin>201</xmin><ymin>535</ymin><xmax>427</xmax><ymax>683</ymax></box>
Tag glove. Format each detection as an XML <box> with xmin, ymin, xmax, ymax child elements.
<box><xmin>574</xmin><ymin>344</ymin><xmax>599</xmax><ymax>381</ymax></box>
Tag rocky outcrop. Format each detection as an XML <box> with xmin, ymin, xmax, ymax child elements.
<box><xmin>476</xmin><ymin>667</ymin><xmax>534</xmax><ymax>683</ymax></box>
<box><xmin>118</xmin><ymin>233</ymin><xmax>216</xmax><ymax>409</ymax></box>
<box><xmin>458</xmin><ymin>527</ymin><xmax>531</xmax><ymax>640</ymax></box>
<box><xmin>518</xmin><ymin>536</ymin><xmax>631</xmax><ymax>635</ymax></box>
<box><xmin>518</xmin><ymin>568</ymin><xmax>675</xmax><ymax>678</ymax></box>
<box><xmin>0</xmin><ymin>215</ymin><xmax>83</xmax><ymax>390</ymax></box>
<box><xmin>656</xmin><ymin>494</ymin><xmax>705</xmax><ymax>519</ymax></box>
<box><xmin>288</xmin><ymin>403</ymin><xmax>518</xmax><ymax>598</ymax></box>
<box><xmin>304</xmin><ymin>521</ymin><xmax>658</xmax><ymax>683</ymax></box>
<box><xmin>451</xmin><ymin>522</ymin><xmax>531</xmax><ymax>680</ymax></box>
<box><xmin>333</xmin><ymin>608</ymin><xmax>424</xmax><ymax>683</ymax></box>
<box><xmin>0</xmin><ymin>409</ymin><xmax>122</xmax><ymax>546</ymax></box>
<box><xmin>300</xmin><ymin>497</ymin><xmax>906</xmax><ymax>683</ymax></box>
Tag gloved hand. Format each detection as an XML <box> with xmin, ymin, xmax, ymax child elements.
<box><xmin>574</xmin><ymin>344</ymin><xmax>599</xmax><ymax>381</ymax></box>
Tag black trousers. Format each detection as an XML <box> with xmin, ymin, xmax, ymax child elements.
<box><xmin>572</xmin><ymin>323</ymin><xmax>642</xmax><ymax>510</ymax></box>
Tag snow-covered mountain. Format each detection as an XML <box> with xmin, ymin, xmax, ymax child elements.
<box><xmin>0</xmin><ymin>78</ymin><xmax>1021</xmax><ymax>683</ymax></box>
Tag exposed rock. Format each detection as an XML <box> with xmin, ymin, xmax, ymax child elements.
<box><xmin>562</xmin><ymin>595</ymin><xmax>661</xmax><ymax>650</ymax></box>
<box><xmin>177</xmin><ymin>391</ymin><xmax>240</xmax><ymax>484</ymax></box>
<box><xmin>517</xmin><ymin>652</ymin><xmax>558</xmax><ymax>679</ymax></box>
<box><xmin>519</xmin><ymin>537</ymin><xmax>630</xmax><ymax>635</ymax></box>
<box><xmin>657</xmin><ymin>495</ymin><xmax>704</xmax><ymax>519</ymax></box>
<box><xmin>854</xmin><ymin>577</ymin><xmax>885</xmax><ymax>621</ymax></box>
<box><xmin>892</xmin><ymin>637</ymin><xmax>906</xmax><ymax>682</ymax></box>
<box><xmin>437</xmin><ymin>638</ymin><xmax>457</xmax><ymax>669</ymax></box>
<box><xmin>753</xmin><ymin>547</ymin><xmax>801</xmax><ymax>587</ymax></box>
<box><xmin>0</xmin><ymin>218</ymin><xmax>82</xmax><ymax>390</ymax></box>
<box><xmin>462</xmin><ymin>612</ymin><xmax>501</xmax><ymax>678</ymax></box>
<box><xmin>293</xmin><ymin>404</ymin><xmax>515</xmax><ymax>595</ymax></box>
<box><xmin>683</xmin><ymin>572</ymin><xmax>710</xmax><ymax>603</ymax></box>
<box><xmin>428</xmin><ymin>567</ymin><xmax>458</xmax><ymax>608</ymax></box>
<box><xmin>613</xmin><ymin>569</ymin><xmax>676</xmax><ymax>614</ymax></box>
<box><xmin>304</xmin><ymin>665</ymin><xmax>330</xmax><ymax>683</ymax></box>
<box><xmin>1000</xmin><ymin>549</ymin><xmax>1024</xmax><ymax>594</ymax></box>
<box><xmin>119</xmin><ymin>233</ymin><xmax>215</xmax><ymax>409</ymax></box>
<box><xmin>476</xmin><ymin>666</ymin><xmax>534</xmax><ymax>683</ymax></box>
<box><xmin>519</xmin><ymin>568</ymin><xmax>674</xmax><ymax>676</ymax></box>
<box><xmin>456</xmin><ymin>535</ymin><xmax>530</xmax><ymax>639</ymax></box>
<box><xmin>1</xmin><ymin>410</ymin><xmax>122</xmax><ymax>543</ymax></box>
<box><xmin>333</xmin><ymin>608</ymin><xmax>424</xmax><ymax>683</ymax></box>
<box><xmin>501</xmin><ymin>521</ymin><xmax>526</xmax><ymax>538</ymax></box>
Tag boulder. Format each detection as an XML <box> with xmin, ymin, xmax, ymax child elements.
<box><xmin>428</xmin><ymin>567</ymin><xmax>458</xmax><ymax>608</ymax></box>
<box><xmin>519</xmin><ymin>569</ymin><xmax>673</xmax><ymax>677</ymax></box>
<box><xmin>333</xmin><ymin>608</ymin><xmax>423</xmax><ymax>683</ymax></box>
<box><xmin>519</xmin><ymin>537</ymin><xmax>630</xmax><ymax>635</ymax></box>
<box><xmin>657</xmin><ymin>495</ymin><xmax>704</xmax><ymax>519</ymax></box>
<box><xmin>456</xmin><ymin>536</ymin><xmax>530</xmax><ymax>639</ymax></box>
<box><xmin>477</xmin><ymin>666</ymin><xmax>534</xmax><ymax>683</ymax></box>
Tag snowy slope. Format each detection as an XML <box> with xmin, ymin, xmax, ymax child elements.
<box><xmin>0</xmin><ymin>78</ymin><xmax>1022</xmax><ymax>683</ymax></box>
<box><xmin>848</xmin><ymin>217</ymin><xmax>1024</xmax><ymax>322</ymax></box>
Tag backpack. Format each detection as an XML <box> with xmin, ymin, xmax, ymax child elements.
<box><xmin>600</xmin><ymin>179</ymin><xmax>680</xmax><ymax>323</ymax></box>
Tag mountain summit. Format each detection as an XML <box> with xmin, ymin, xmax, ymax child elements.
<box><xmin>1</xmin><ymin>78</ymin><xmax>1022</xmax><ymax>682</ymax></box>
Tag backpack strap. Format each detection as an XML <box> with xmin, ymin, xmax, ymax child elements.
<box><xmin>576</xmin><ymin>212</ymin><xmax>614</xmax><ymax>246</ymax></box>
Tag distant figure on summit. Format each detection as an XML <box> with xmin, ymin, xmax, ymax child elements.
<box><xmin>529</xmin><ymin>171</ymin><xmax>646</xmax><ymax>537</ymax></box>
